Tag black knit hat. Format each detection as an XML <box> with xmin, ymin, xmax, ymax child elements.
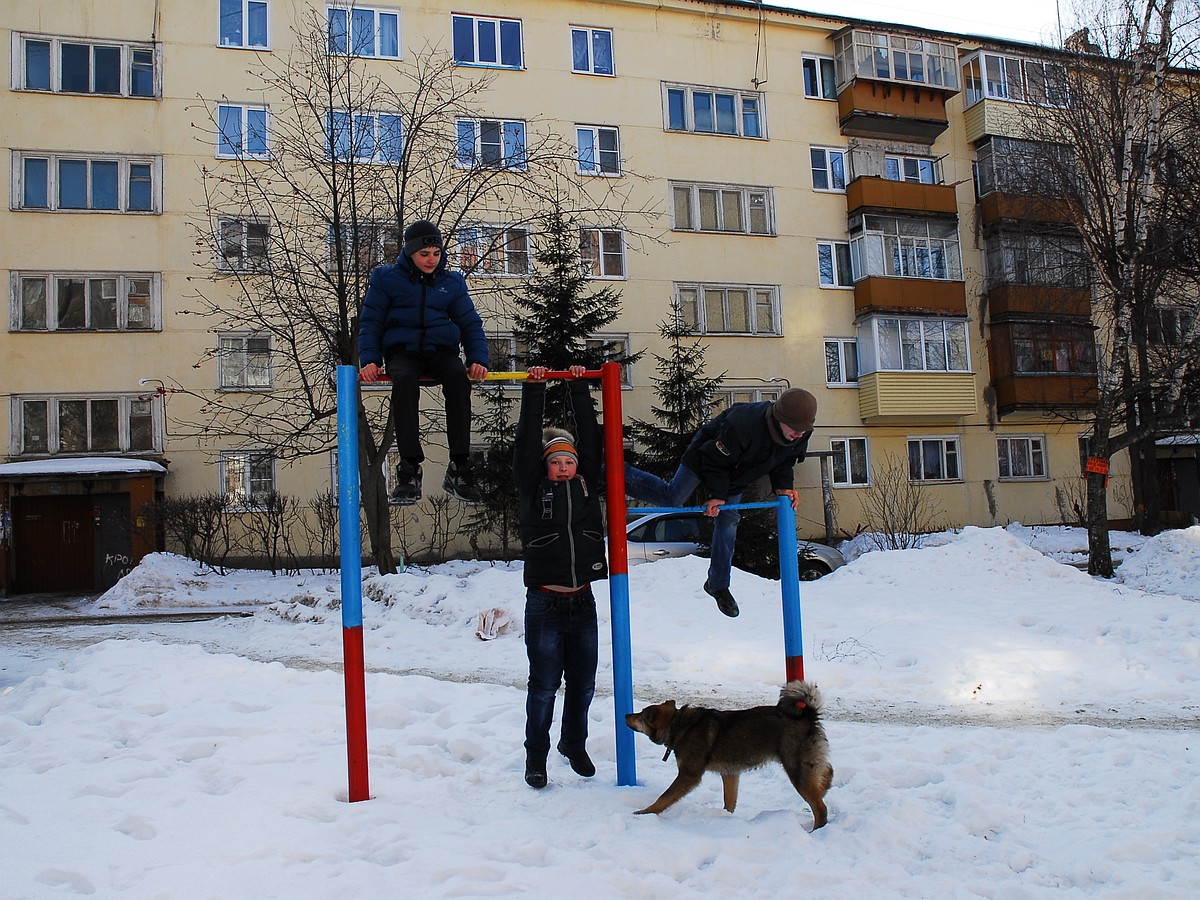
<box><xmin>402</xmin><ymin>220</ymin><xmax>443</xmax><ymax>258</ymax></box>
<box><xmin>771</xmin><ymin>388</ymin><xmax>817</xmax><ymax>432</ymax></box>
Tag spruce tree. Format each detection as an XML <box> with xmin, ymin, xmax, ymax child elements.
<box><xmin>464</xmin><ymin>380</ymin><xmax>521</xmax><ymax>559</ymax></box>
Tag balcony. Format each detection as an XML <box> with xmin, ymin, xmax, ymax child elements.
<box><xmin>837</xmin><ymin>79</ymin><xmax>951</xmax><ymax>144</ymax></box>
<box><xmin>987</xmin><ymin>284</ymin><xmax>1091</xmax><ymax>319</ymax></box>
<box><xmin>854</xmin><ymin>276</ymin><xmax>967</xmax><ymax>316</ymax></box>
<box><xmin>857</xmin><ymin>371</ymin><xmax>977</xmax><ymax>421</ymax></box>
<box><xmin>979</xmin><ymin>192</ymin><xmax>1075</xmax><ymax>228</ymax></box>
<box><xmin>847</xmin><ymin>176</ymin><xmax>958</xmax><ymax>216</ymax></box>
<box><xmin>992</xmin><ymin>373</ymin><xmax>1097</xmax><ymax>415</ymax></box>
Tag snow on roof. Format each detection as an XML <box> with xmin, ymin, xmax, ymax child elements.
<box><xmin>1157</xmin><ymin>434</ymin><xmax>1200</xmax><ymax>446</ymax></box>
<box><xmin>0</xmin><ymin>457</ymin><xmax>167</xmax><ymax>477</ymax></box>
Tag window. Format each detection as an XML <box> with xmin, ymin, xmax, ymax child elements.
<box><xmin>13</xmin><ymin>273</ymin><xmax>158</xmax><ymax>331</ymax></box>
<box><xmin>327</xmin><ymin>5</ymin><xmax>399</xmax><ymax>58</ymax></box>
<box><xmin>580</xmin><ymin>228</ymin><xmax>625</xmax><ymax>278</ymax></box>
<box><xmin>487</xmin><ymin>333</ymin><xmax>632</xmax><ymax>384</ymax></box>
<box><xmin>15</xmin><ymin>33</ymin><xmax>157</xmax><ymax>97</ymax></box>
<box><xmin>218</xmin><ymin>218</ymin><xmax>270</xmax><ymax>271</ymax></box>
<box><xmin>908</xmin><ymin>437</ymin><xmax>961</xmax><ymax>482</ymax></box>
<box><xmin>712</xmin><ymin>386</ymin><xmax>783</xmax><ymax>414</ymax></box>
<box><xmin>456</xmin><ymin>225</ymin><xmax>530</xmax><ymax>276</ymax></box>
<box><xmin>986</xmin><ymin>232</ymin><xmax>1089</xmax><ymax>289</ymax></box>
<box><xmin>219</xmin><ymin>334</ymin><xmax>272</xmax><ymax>389</ymax></box>
<box><xmin>825</xmin><ymin>339</ymin><xmax>859</xmax><ymax>386</ymax></box>
<box><xmin>453</xmin><ymin>14</ymin><xmax>523</xmax><ymax>68</ymax></box>
<box><xmin>221</xmin><ymin>451</ymin><xmax>275</xmax><ymax>509</ymax></box>
<box><xmin>811</xmin><ymin>148</ymin><xmax>847</xmax><ymax>191</ymax></box>
<box><xmin>576</xmin><ymin>126</ymin><xmax>620</xmax><ymax>175</ymax></box>
<box><xmin>220</xmin><ymin>0</ymin><xmax>269</xmax><ymax>49</ymax></box>
<box><xmin>831</xmin><ymin>437</ymin><xmax>870</xmax><ymax>487</ymax></box>
<box><xmin>849</xmin><ymin>214</ymin><xmax>963</xmax><ymax>281</ymax></box>
<box><xmin>326</xmin><ymin>111</ymin><xmax>403</xmax><ymax>163</ymax></box>
<box><xmin>664</xmin><ymin>83</ymin><xmax>763</xmax><ymax>138</ymax></box>
<box><xmin>671</xmin><ymin>182</ymin><xmax>773</xmax><ymax>235</ymax></box>
<box><xmin>455</xmin><ymin>119</ymin><xmax>526</xmax><ymax>169</ymax></box>
<box><xmin>1011</xmin><ymin>322</ymin><xmax>1096</xmax><ymax>374</ymax></box>
<box><xmin>885</xmin><ymin>154</ymin><xmax>937</xmax><ymax>184</ymax></box>
<box><xmin>803</xmin><ymin>55</ymin><xmax>837</xmax><ymax>99</ymax></box>
<box><xmin>328</xmin><ymin>221</ymin><xmax>400</xmax><ymax>271</ymax></box>
<box><xmin>675</xmin><ymin>283</ymin><xmax>780</xmax><ymax>335</ymax></box>
<box><xmin>571</xmin><ymin>26</ymin><xmax>614</xmax><ymax>76</ymax></box>
<box><xmin>975</xmin><ymin>137</ymin><xmax>1075</xmax><ymax>198</ymax></box>
<box><xmin>217</xmin><ymin>105</ymin><xmax>270</xmax><ymax>159</ymax></box>
<box><xmin>834</xmin><ymin>30</ymin><xmax>959</xmax><ymax>90</ymax></box>
<box><xmin>15</xmin><ymin>152</ymin><xmax>158</xmax><ymax>213</ymax></box>
<box><xmin>1150</xmin><ymin>306</ymin><xmax>1195</xmax><ymax>347</ymax></box>
<box><xmin>817</xmin><ymin>241</ymin><xmax>853</xmax><ymax>288</ymax></box>
<box><xmin>997</xmin><ymin>435</ymin><xmax>1047</xmax><ymax>479</ymax></box>
<box><xmin>962</xmin><ymin>52</ymin><xmax>1069</xmax><ymax>108</ymax></box>
<box><xmin>13</xmin><ymin>395</ymin><xmax>159</xmax><ymax>456</ymax></box>
<box><xmin>859</xmin><ymin>316</ymin><xmax>969</xmax><ymax>373</ymax></box>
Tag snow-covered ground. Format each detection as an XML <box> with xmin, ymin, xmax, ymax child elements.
<box><xmin>2</xmin><ymin>525</ymin><xmax>1199</xmax><ymax>898</ymax></box>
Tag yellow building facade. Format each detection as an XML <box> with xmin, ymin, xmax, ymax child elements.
<box><xmin>1</xmin><ymin>0</ymin><xmax>1128</xmax><ymax>592</ymax></box>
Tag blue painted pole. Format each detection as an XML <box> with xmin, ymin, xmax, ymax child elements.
<box><xmin>337</xmin><ymin>365</ymin><xmax>369</xmax><ymax>801</ymax></box>
<box><xmin>775</xmin><ymin>494</ymin><xmax>805</xmax><ymax>682</ymax></box>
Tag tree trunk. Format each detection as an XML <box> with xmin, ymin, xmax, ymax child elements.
<box><xmin>1137</xmin><ymin>436</ymin><xmax>1163</xmax><ymax>536</ymax></box>
<box><xmin>357</xmin><ymin>404</ymin><xmax>399</xmax><ymax>576</ymax></box>
<box><xmin>1084</xmin><ymin>429</ymin><xmax>1114</xmax><ymax>578</ymax></box>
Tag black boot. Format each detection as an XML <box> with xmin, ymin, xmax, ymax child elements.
<box><xmin>390</xmin><ymin>462</ymin><xmax>421</xmax><ymax>505</ymax></box>
<box><xmin>443</xmin><ymin>461</ymin><xmax>483</xmax><ymax>503</ymax></box>
<box><xmin>703</xmin><ymin>580</ymin><xmax>740</xmax><ymax>618</ymax></box>
<box><xmin>524</xmin><ymin>756</ymin><xmax>547</xmax><ymax>789</ymax></box>
<box><xmin>557</xmin><ymin>741</ymin><xmax>596</xmax><ymax>778</ymax></box>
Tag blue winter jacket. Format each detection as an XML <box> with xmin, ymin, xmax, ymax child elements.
<box><xmin>358</xmin><ymin>253</ymin><xmax>489</xmax><ymax>368</ymax></box>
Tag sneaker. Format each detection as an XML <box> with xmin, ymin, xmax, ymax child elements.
<box><xmin>557</xmin><ymin>741</ymin><xmax>596</xmax><ymax>778</ymax></box>
<box><xmin>443</xmin><ymin>462</ymin><xmax>483</xmax><ymax>504</ymax></box>
<box><xmin>524</xmin><ymin>757</ymin><xmax>548</xmax><ymax>789</ymax></box>
<box><xmin>703</xmin><ymin>580</ymin><xmax>740</xmax><ymax>618</ymax></box>
<box><xmin>389</xmin><ymin>462</ymin><xmax>421</xmax><ymax>506</ymax></box>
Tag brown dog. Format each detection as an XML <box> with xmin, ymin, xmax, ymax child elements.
<box><xmin>625</xmin><ymin>681</ymin><xmax>833</xmax><ymax>830</ymax></box>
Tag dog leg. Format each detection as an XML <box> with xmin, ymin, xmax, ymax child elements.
<box><xmin>788</xmin><ymin>763</ymin><xmax>833</xmax><ymax>830</ymax></box>
<box><xmin>721</xmin><ymin>772</ymin><xmax>740</xmax><ymax>813</ymax></box>
<box><xmin>634</xmin><ymin>770</ymin><xmax>703</xmax><ymax>815</ymax></box>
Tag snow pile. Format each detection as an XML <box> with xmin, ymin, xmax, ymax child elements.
<box><xmin>1118</xmin><ymin>525</ymin><xmax>1200</xmax><ymax>601</ymax></box>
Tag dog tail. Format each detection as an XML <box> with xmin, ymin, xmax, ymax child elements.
<box><xmin>778</xmin><ymin>680</ymin><xmax>824</xmax><ymax>719</ymax></box>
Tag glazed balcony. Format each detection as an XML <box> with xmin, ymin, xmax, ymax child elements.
<box><xmin>854</xmin><ymin>276</ymin><xmax>967</xmax><ymax>316</ymax></box>
<box><xmin>987</xmin><ymin>284</ymin><xmax>1091</xmax><ymax>319</ymax></box>
<box><xmin>836</xmin><ymin>79</ymin><xmax>952</xmax><ymax>144</ymax></box>
<box><xmin>979</xmin><ymin>192</ymin><xmax>1075</xmax><ymax>228</ymax></box>
<box><xmin>991</xmin><ymin>373</ymin><xmax>1098</xmax><ymax>415</ymax></box>
<box><xmin>857</xmin><ymin>371</ymin><xmax>978</xmax><ymax>421</ymax></box>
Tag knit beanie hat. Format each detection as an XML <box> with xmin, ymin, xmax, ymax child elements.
<box><xmin>402</xmin><ymin>220</ymin><xmax>443</xmax><ymax>258</ymax></box>
<box><xmin>542</xmin><ymin>427</ymin><xmax>578</xmax><ymax>464</ymax></box>
<box><xmin>771</xmin><ymin>388</ymin><xmax>817</xmax><ymax>433</ymax></box>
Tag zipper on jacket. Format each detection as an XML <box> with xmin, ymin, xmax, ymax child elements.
<box><xmin>565</xmin><ymin>482</ymin><xmax>578</xmax><ymax>588</ymax></box>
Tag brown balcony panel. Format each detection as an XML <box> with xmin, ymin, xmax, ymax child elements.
<box><xmin>987</xmin><ymin>284</ymin><xmax>1091</xmax><ymax>318</ymax></box>
<box><xmin>847</xmin><ymin>177</ymin><xmax>958</xmax><ymax>216</ymax></box>
<box><xmin>979</xmin><ymin>192</ymin><xmax>1075</xmax><ymax>227</ymax></box>
<box><xmin>854</xmin><ymin>276</ymin><xmax>967</xmax><ymax>315</ymax></box>
<box><xmin>837</xmin><ymin>79</ymin><xmax>950</xmax><ymax>144</ymax></box>
<box><xmin>993</xmin><ymin>374</ymin><xmax>1098</xmax><ymax>413</ymax></box>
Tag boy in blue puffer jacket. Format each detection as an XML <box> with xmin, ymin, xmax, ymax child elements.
<box><xmin>359</xmin><ymin>220</ymin><xmax>489</xmax><ymax>504</ymax></box>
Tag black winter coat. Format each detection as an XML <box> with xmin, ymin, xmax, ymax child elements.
<box><xmin>514</xmin><ymin>381</ymin><xmax>608</xmax><ymax>589</ymax></box>
<box><xmin>680</xmin><ymin>401</ymin><xmax>811</xmax><ymax>501</ymax></box>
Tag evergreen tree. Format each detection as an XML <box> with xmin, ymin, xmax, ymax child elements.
<box><xmin>463</xmin><ymin>380</ymin><xmax>521</xmax><ymax>559</ymax></box>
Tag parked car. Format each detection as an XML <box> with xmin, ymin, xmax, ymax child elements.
<box><xmin>624</xmin><ymin>510</ymin><xmax>846</xmax><ymax>581</ymax></box>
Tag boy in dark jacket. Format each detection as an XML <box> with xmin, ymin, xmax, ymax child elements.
<box><xmin>624</xmin><ymin>388</ymin><xmax>817</xmax><ymax>618</ymax></box>
<box><xmin>359</xmin><ymin>220</ymin><xmax>489</xmax><ymax>505</ymax></box>
<box><xmin>514</xmin><ymin>366</ymin><xmax>608</xmax><ymax>789</ymax></box>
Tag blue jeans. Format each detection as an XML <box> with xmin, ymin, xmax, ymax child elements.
<box><xmin>623</xmin><ymin>463</ymin><xmax>742</xmax><ymax>591</ymax></box>
<box><xmin>524</xmin><ymin>586</ymin><xmax>598</xmax><ymax>761</ymax></box>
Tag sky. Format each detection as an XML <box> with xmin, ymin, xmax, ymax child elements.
<box><xmin>2</xmin><ymin>523</ymin><xmax>1199</xmax><ymax>897</ymax></box>
<box><xmin>777</xmin><ymin>0</ymin><xmax>1067</xmax><ymax>45</ymax></box>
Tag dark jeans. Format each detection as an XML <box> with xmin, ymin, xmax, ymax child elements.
<box><xmin>523</xmin><ymin>586</ymin><xmax>598</xmax><ymax>761</ymax></box>
<box><xmin>623</xmin><ymin>463</ymin><xmax>742</xmax><ymax>591</ymax></box>
<box><xmin>384</xmin><ymin>349</ymin><xmax>472</xmax><ymax>464</ymax></box>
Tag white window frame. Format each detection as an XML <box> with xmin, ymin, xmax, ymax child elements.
<box><xmin>580</xmin><ymin>227</ymin><xmax>625</xmax><ymax>279</ymax></box>
<box><xmin>825</xmin><ymin>338</ymin><xmax>859</xmax><ymax>386</ymax></box>
<box><xmin>221</xmin><ymin>450</ymin><xmax>276</xmax><ymax>510</ymax></box>
<box><xmin>663</xmin><ymin>83</ymin><xmax>764</xmax><ymax>138</ymax></box>
<box><xmin>486</xmin><ymin>332</ymin><xmax>632</xmax><ymax>385</ymax></box>
<box><xmin>12</xmin><ymin>394</ymin><xmax>161</xmax><ymax>456</ymax></box>
<box><xmin>962</xmin><ymin>51</ymin><xmax>1069</xmax><ymax>108</ymax></box>
<box><xmin>856</xmin><ymin>316</ymin><xmax>970</xmax><ymax>374</ymax></box>
<box><xmin>802</xmin><ymin>55</ymin><xmax>837</xmax><ymax>99</ymax></box>
<box><xmin>455</xmin><ymin>118</ymin><xmax>526</xmax><ymax>170</ymax></box>
<box><xmin>328</xmin><ymin>221</ymin><xmax>400</xmax><ymax>271</ymax></box>
<box><xmin>13</xmin><ymin>32</ymin><xmax>158</xmax><ymax>98</ymax></box>
<box><xmin>456</xmin><ymin>225</ymin><xmax>530</xmax><ymax>277</ymax></box>
<box><xmin>13</xmin><ymin>152</ymin><xmax>160</xmax><ymax>214</ymax></box>
<box><xmin>216</xmin><ymin>104</ymin><xmax>271</xmax><ymax>159</ymax></box>
<box><xmin>571</xmin><ymin>26</ymin><xmax>614</xmax><ymax>76</ymax></box>
<box><xmin>219</xmin><ymin>0</ymin><xmax>270</xmax><ymax>50</ymax></box>
<box><xmin>675</xmin><ymin>283</ymin><xmax>781</xmax><ymax>336</ymax></box>
<box><xmin>810</xmin><ymin>147</ymin><xmax>847</xmax><ymax>192</ymax></box>
<box><xmin>849</xmin><ymin>214</ymin><xmax>963</xmax><ymax>282</ymax></box>
<box><xmin>907</xmin><ymin>436</ymin><xmax>962</xmax><ymax>483</ymax></box>
<box><xmin>326</xmin><ymin>4</ymin><xmax>400</xmax><ymax>59</ymax></box>
<box><xmin>817</xmin><ymin>240</ymin><xmax>853</xmax><ymax>288</ymax></box>
<box><xmin>217</xmin><ymin>217</ymin><xmax>271</xmax><ymax>272</ymax></box>
<box><xmin>884</xmin><ymin>154</ymin><xmax>938</xmax><ymax>184</ymax></box>
<box><xmin>12</xmin><ymin>272</ymin><xmax>160</xmax><ymax>332</ymax></box>
<box><xmin>452</xmin><ymin>13</ymin><xmax>523</xmax><ymax>69</ymax></box>
<box><xmin>834</xmin><ymin>29</ymin><xmax>959</xmax><ymax>91</ymax></box>
<box><xmin>326</xmin><ymin>110</ymin><xmax>404</xmax><ymax>163</ymax></box>
<box><xmin>670</xmin><ymin>182</ymin><xmax>774</xmax><ymax>235</ymax></box>
<box><xmin>830</xmin><ymin>437</ymin><xmax>870</xmax><ymax>487</ymax></box>
<box><xmin>218</xmin><ymin>333</ymin><xmax>273</xmax><ymax>390</ymax></box>
<box><xmin>997</xmin><ymin>434</ymin><xmax>1048</xmax><ymax>480</ymax></box>
<box><xmin>576</xmin><ymin>125</ymin><xmax>621</xmax><ymax>176</ymax></box>
<box><xmin>712</xmin><ymin>385</ymin><xmax>784</xmax><ymax>414</ymax></box>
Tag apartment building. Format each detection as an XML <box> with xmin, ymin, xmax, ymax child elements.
<box><xmin>0</xmin><ymin>0</ymin><xmax>1129</xmax><ymax>594</ymax></box>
